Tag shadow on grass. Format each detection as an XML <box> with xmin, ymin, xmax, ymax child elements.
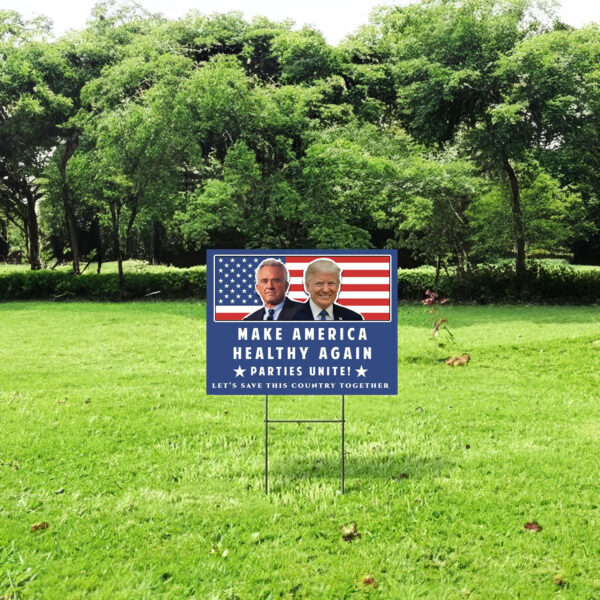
<box><xmin>268</xmin><ymin>452</ymin><xmax>452</xmax><ymax>490</ymax></box>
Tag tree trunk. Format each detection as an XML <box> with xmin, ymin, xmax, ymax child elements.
<box><xmin>97</xmin><ymin>242</ymin><xmax>103</xmax><ymax>273</ymax></box>
<box><xmin>93</xmin><ymin>218</ymin><xmax>103</xmax><ymax>273</ymax></box>
<box><xmin>110</xmin><ymin>202</ymin><xmax>124</xmax><ymax>296</ymax></box>
<box><xmin>453</xmin><ymin>229</ymin><xmax>467</xmax><ymax>277</ymax></box>
<box><xmin>504</xmin><ymin>159</ymin><xmax>526</xmax><ymax>278</ymax></box>
<box><xmin>434</xmin><ymin>255</ymin><xmax>441</xmax><ymax>287</ymax></box>
<box><xmin>124</xmin><ymin>198</ymin><xmax>138</xmax><ymax>259</ymax></box>
<box><xmin>60</xmin><ymin>132</ymin><xmax>81</xmax><ymax>274</ymax></box>
<box><xmin>153</xmin><ymin>220</ymin><xmax>163</xmax><ymax>264</ymax></box>
<box><xmin>0</xmin><ymin>217</ymin><xmax>8</xmax><ymax>258</ymax></box>
<box><xmin>64</xmin><ymin>202</ymin><xmax>80</xmax><ymax>274</ymax></box>
<box><xmin>26</xmin><ymin>195</ymin><xmax>42</xmax><ymax>270</ymax></box>
<box><xmin>22</xmin><ymin>215</ymin><xmax>29</xmax><ymax>259</ymax></box>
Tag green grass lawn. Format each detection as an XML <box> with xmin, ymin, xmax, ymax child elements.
<box><xmin>1</xmin><ymin>302</ymin><xmax>599</xmax><ymax>599</ymax></box>
<box><xmin>0</xmin><ymin>260</ymin><xmax>173</xmax><ymax>274</ymax></box>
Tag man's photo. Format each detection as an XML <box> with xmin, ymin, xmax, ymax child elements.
<box><xmin>243</xmin><ymin>258</ymin><xmax>303</xmax><ymax>321</ymax></box>
<box><xmin>292</xmin><ymin>258</ymin><xmax>363</xmax><ymax>321</ymax></box>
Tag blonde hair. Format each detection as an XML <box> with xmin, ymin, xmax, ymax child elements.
<box><xmin>304</xmin><ymin>258</ymin><xmax>341</xmax><ymax>285</ymax></box>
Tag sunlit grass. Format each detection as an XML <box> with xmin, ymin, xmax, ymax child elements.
<box><xmin>1</xmin><ymin>302</ymin><xmax>599</xmax><ymax>598</ymax></box>
<box><xmin>0</xmin><ymin>260</ymin><xmax>175</xmax><ymax>274</ymax></box>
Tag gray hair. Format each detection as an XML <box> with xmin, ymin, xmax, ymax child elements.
<box><xmin>255</xmin><ymin>258</ymin><xmax>289</xmax><ymax>285</ymax></box>
<box><xmin>304</xmin><ymin>258</ymin><xmax>341</xmax><ymax>284</ymax></box>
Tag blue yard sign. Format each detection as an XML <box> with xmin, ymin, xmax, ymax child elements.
<box><xmin>206</xmin><ymin>249</ymin><xmax>398</xmax><ymax>395</ymax></box>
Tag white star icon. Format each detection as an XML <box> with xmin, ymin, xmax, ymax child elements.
<box><xmin>234</xmin><ymin>366</ymin><xmax>246</xmax><ymax>377</ymax></box>
<box><xmin>356</xmin><ymin>365</ymin><xmax>368</xmax><ymax>377</ymax></box>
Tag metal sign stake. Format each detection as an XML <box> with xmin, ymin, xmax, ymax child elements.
<box><xmin>265</xmin><ymin>394</ymin><xmax>269</xmax><ymax>494</ymax></box>
<box><xmin>264</xmin><ymin>395</ymin><xmax>346</xmax><ymax>494</ymax></box>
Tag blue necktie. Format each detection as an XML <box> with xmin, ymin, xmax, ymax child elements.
<box><xmin>319</xmin><ymin>310</ymin><xmax>328</xmax><ymax>321</ymax></box>
<box><xmin>266</xmin><ymin>308</ymin><xmax>275</xmax><ymax>320</ymax></box>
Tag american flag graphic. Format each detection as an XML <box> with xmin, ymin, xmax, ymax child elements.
<box><xmin>213</xmin><ymin>254</ymin><xmax>391</xmax><ymax>321</ymax></box>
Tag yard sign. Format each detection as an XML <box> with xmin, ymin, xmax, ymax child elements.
<box><xmin>206</xmin><ymin>249</ymin><xmax>398</xmax><ymax>395</ymax></box>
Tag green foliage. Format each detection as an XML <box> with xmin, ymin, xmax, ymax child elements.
<box><xmin>301</xmin><ymin>137</ymin><xmax>395</xmax><ymax>247</ymax></box>
<box><xmin>1</xmin><ymin>262</ymin><xmax>598</xmax><ymax>303</ymax></box>
<box><xmin>496</xmin><ymin>25</ymin><xmax>600</xmax><ymax>261</ymax></box>
<box><xmin>271</xmin><ymin>27</ymin><xmax>338</xmax><ymax>84</ymax></box>
<box><xmin>468</xmin><ymin>162</ymin><xmax>586</xmax><ymax>260</ymax></box>
<box><xmin>0</xmin><ymin>265</ymin><xmax>206</xmax><ymax>300</ymax></box>
<box><xmin>398</xmin><ymin>262</ymin><xmax>600</xmax><ymax>303</ymax></box>
<box><xmin>372</xmin><ymin>0</ymin><xmax>550</xmax><ymax>145</ymax></box>
<box><xmin>3</xmin><ymin>2</ymin><xmax>600</xmax><ymax>271</ymax></box>
<box><xmin>385</xmin><ymin>152</ymin><xmax>484</xmax><ymax>269</ymax></box>
<box><xmin>0</xmin><ymin>12</ymin><xmax>80</xmax><ymax>268</ymax></box>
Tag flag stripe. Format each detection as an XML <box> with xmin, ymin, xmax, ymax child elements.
<box><xmin>288</xmin><ymin>283</ymin><xmax>391</xmax><ymax>292</ymax></box>
<box><xmin>362</xmin><ymin>313</ymin><xmax>390</xmax><ymax>321</ymax></box>
<box><xmin>288</xmin><ymin>296</ymin><xmax>389</xmax><ymax>306</ymax></box>
<box><xmin>288</xmin><ymin>269</ymin><xmax>388</xmax><ymax>278</ymax></box>
<box><xmin>217</xmin><ymin>301</ymin><xmax>390</xmax><ymax>311</ymax></box>
<box><xmin>288</xmin><ymin>291</ymin><xmax>390</xmax><ymax>299</ymax></box>
<box><xmin>216</xmin><ymin>312</ymin><xmax>391</xmax><ymax>321</ymax></box>
<box><xmin>215</xmin><ymin>312</ymin><xmax>253</xmax><ymax>320</ymax></box>
<box><xmin>287</xmin><ymin>262</ymin><xmax>390</xmax><ymax>271</ymax></box>
<box><xmin>285</xmin><ymin>256</ymin><xmax>389</xmax><ymax>264</ymax></box>
<box><xmin>325</xmin><ymin>298</ymin><xmax>390</xmax><ymax>306</ymax></box>
<box><xmin>290</xmin><ymin>277</ymin><xmax>390</xmax><ymax>285</ymax></box>
<box><xmin>334</xmin><ymin>305</ymin><xmax>390</xmax><ymax>313</ymax></box>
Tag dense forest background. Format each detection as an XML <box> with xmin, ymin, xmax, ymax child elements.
<box><xmin>1</xmin><ymin>0</ymin><xmax>599</xmax><ymax>279</ymax></box>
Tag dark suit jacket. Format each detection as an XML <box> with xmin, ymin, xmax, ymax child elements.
<box><xmin>243</xmin><ymin>296</ymin><xmax>304</xmax><ymax>321</ymax></box>
<box><xmin>291</xmin><ymin>302</ymin><xmax>364</xmax><ymax>321</ymax></box>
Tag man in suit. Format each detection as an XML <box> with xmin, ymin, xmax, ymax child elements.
<box><xmin>292</xmin><ymin>258</ymin><xmax>363</xmax><ymax>321</ymax></box>
<box><xmin>243</xmin><ymin>258</ymin><xmax>303</xmax><ymax>321</ymax></box>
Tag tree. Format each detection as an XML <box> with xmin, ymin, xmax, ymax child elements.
<box><xmin>300</xmin><ymin>135</ymin><xmax>396</xmax><ymax>248</ymax></box>
<box><xmin>468</xmin><ymin>161</ymin><xmax>585</xmax><ymax>261</ymax></box>
<box><xmin>364</xmin><ymin>0</ymin><xmax>557</xmax><ymax>276</ymax></box>
<box><xmin>0</xmin><ymin>11</ymin><xmax>73</xmax><ymax>269</ymax></box>
<box><xmin>73</xmin><ymin>48</ymin><xmax>189</xmax><ymax>287</ymax></box>
<box><xmin>172</xmin><ymin>54</ymin><xmax>318</xmax><ymax>250</ymax></box>
<box><xmin>271</xmin><ymin>27</ymin><xmax>338</xmax><ymax>84</ymax></box>
<box><xmin>385</xmin><ymin>152</ymin><xmax>484</xmax><ymax>275</ymax></box>
<box><xmin>494</xmin><ymin>25</ymin><xmax>600</xmax><ymax>263</ymax></box>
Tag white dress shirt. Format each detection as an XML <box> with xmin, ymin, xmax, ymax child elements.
<box><xmin>263</xmin><ymin>298</ymin><xmax>286</xmax><ymax>320</ymax></box>
<box><xmin>309</xmin><ymin>298</ymin><xmax>333</xmax><ymax>320</ymax></box>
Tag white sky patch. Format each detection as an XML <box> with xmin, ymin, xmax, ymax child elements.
<box><xmin>2</xmin><ymin>0</ymin><xmax>599</xmax><ymax>44</ymax></box>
